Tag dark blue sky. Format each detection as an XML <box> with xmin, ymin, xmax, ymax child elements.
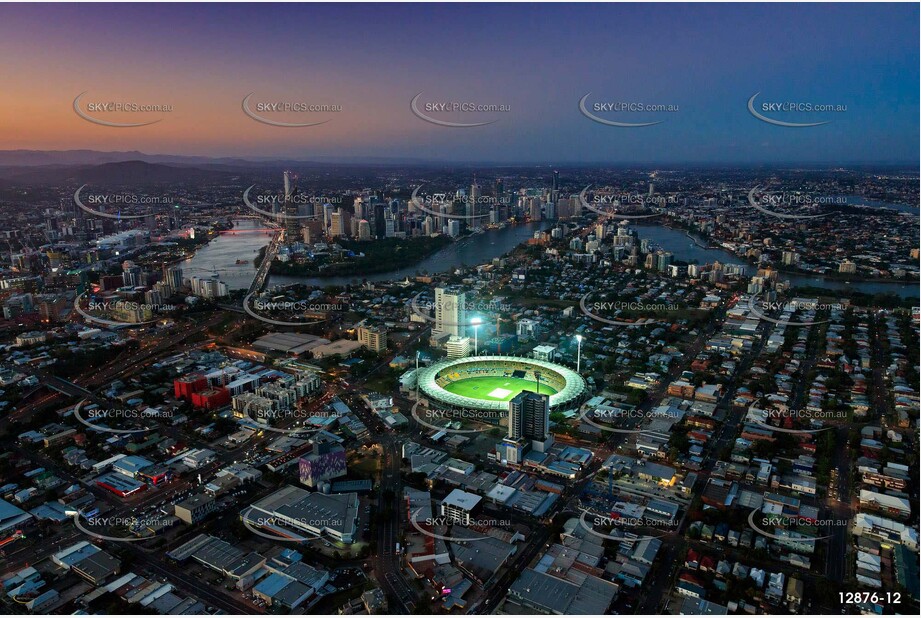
<box><xmin>2</xmin><ymin>2</ymin><xmax>918</xmax><ymax>164</ymax></box>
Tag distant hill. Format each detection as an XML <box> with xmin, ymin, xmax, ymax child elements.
<box><xmin>0</xmin><ymin>149</ymin><xmax>436</xmax><ymax>168</ymax></box>
<box><xmin>0</xmin><ymin>149</ymin><xmax>252</xmax><ymax>167</ymax></box>
<box><xmin>0</xmin><ymin>160</ymin><xmax>241</xmax><ymax>186</ymax></box>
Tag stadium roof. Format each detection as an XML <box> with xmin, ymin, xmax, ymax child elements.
<box><xmin>417</xmin><ymin>355</ymin><xmax>586</xmax><ymax>412</ymax></box>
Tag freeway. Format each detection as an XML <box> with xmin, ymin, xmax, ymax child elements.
<box><xmin>248</xmin><ymin>229</ymin><xmax>282</xmax><ymax>296</ymax></box>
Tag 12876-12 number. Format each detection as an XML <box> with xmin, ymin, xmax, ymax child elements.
<box><xmin>840</xmin><ymin>592</ymin><xmax>901</xmax><ymax>605</ymax></box>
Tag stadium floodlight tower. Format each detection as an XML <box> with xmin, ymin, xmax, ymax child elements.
<box><xmin>575</xmin><ymin>334</ymin><xmax>583</xmax><ymax>373</ymax></box>
<box><xmin>471</xmin><ymin>317</ymin><xmax>482</xmax><ymax>355</ymax></box>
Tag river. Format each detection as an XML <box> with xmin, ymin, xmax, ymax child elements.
<box><xmin>181</xmin><ymin>218</ymin><xmax>550</xmax><ymax>290</ymax></box>
<box><xmin>183</xmin><ymin>218</ymin><xmax>917</xmax><ymax>298</ymax></box>
<box><xmin>835</xmin><ymin>195</ymin><xmax>918</xmax><ymax>215</ymax></box>
<box><xmin>180</xmin><ymin>220</ymin><xmax>275</xmax><ymax>290</ymax></box>
<box><xmin>633</xmin><ymin>224</ymin><xmax>918</xmax><ymax>298</ymax></box>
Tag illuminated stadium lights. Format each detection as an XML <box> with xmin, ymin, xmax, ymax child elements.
<box><xmin>471</xmin><ymin>317</ymin><xmax>482</xmax><ymax>355</ymax></box>
<box><xmin>575</xmin><ymin>334</ymin><xmax>584</xmax><ymax>373</ymax></box>
<box><xmin>416</xmin><ymin>355</ymin><xmax>586</xmax><ymax>413</ymax></box>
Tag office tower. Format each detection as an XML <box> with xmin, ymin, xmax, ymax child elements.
<box><xmin>283</xmin><ymin>171</ymin><xmax>300</xmax><ymax>243</ymax></box>
<box><xmin>529</xmin><ymin>197</ymin><xmax>542</xmax><ymax>221</ymax></box>
<box><xmin>322</xmin><ymin>203</ymin><xmax>335</xmax><ymax>233</ymax></box>
<box><xmin>354</xmin><ymin>197</ymin><xmax>366</xmax><ymax>221</ymax></box>
<box><xmin>357</xmin><ymin>219</ymin><xmax>372</xmax><ymax>240</ymax></box>
<box><xmin>385</xmin><ymin>212</ymin><xmax>396</xmax><ymax>237</ymax></box>
<box><xmin>330</xmin><ymin>211</ymin><xmax>343</xmax><ymax>237</ymax></box>
<box><xmin>571</xmin><ymin>192</ymin><xmax>583</xmax><ymax>217</ymax></box>
<box><xmin>649</xmin><ymin>182</ymin><xmax>655</xmax><ymax>196</ymax></box>
<box><xmin>447</xmin><ymin>219</ymin><xmax>460</xmax><ymax>237</ymax></box>
<box><xmin>555</xmin><ymin>197</ymin><xmax>572</xmax><ymax>219</ymax></box>
<box><xmin>495</xmin><ymin>177</ymin><xmax>504</xmax><ymax>198</ymax></box>
<box><xmin>551</xmin><ymin>169</ymin><xmax>560</xmax><ymax>203</ymax></box>
<box><xmin>437</xmin><ymin>202</ymin><xmax>449</xmax><ymax>232</ymax></box>
<box><xmin>374</xmin><ymin>202</ymin><xmax>386</xmax><ymax>239</ymax></box>
<box><xmin>467</xmin><ymin>180</ymin><xmax>480</xmax><ymax>222</ymax></box>
<box><xmin>330</xmin><ymin>209</ymin><xmax>350</xmax><ymax>238</ymax></box>
<box><xmin>434</xmin><ymin>287</ymin><xmax>466</xmax><ymax>338</ymax></box>
<box><xmin>303</xmin><ymin>221</ymin><xmax>322</xmax><ymax>245</ymax></box>
<box><xmin>508</xmin><ymin>390</ymin><xmax>552</xmax><ymax>453</ymax></box>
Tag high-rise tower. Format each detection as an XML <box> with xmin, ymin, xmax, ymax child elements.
<box><xmin>508</xmin><ymin>390</ymin><xmax>552</xmax><ymax>452</ymax></box>
<box><xmin>434</xmin><ymin>286</ymin><xmax>466</xmax><ymax>338</ymax></box>
<box><xmin>283</xmin><ymin>171</ymin><xmax>300</xmax><ymax>243</ymax></box>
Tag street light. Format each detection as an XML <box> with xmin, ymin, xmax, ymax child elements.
<box><xmin>471</xmin><ymin>317</ymin><xmax>482</xmax><ymax>355</ymax></box>
<box><xmin>575</xmin><ymin>334</ymin><xmax>583</xmax><ymax>373</ymax></box>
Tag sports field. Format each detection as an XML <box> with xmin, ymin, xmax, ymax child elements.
<box><xmin>441</xmin><ymin>376</ymin><xmax>558</xmax><ymax>402</ymax></box>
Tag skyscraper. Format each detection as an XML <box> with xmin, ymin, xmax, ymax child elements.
<box><xmin>283</xmin><ymin>171</ymin><xmax>300</xmax><ymax>243</ymax></box>
<box><xmin>467</xmin><ymin>179</ymin><xmax>480</xmax><ymax>222</ymax></box>
<box><xmin>162</xmin><ymin>264</ymin><xmax>183</xmax><ymax>293</ymax></box>
<box><xmin>508</xmin><ymin>390</ymin><xmax>550</xmax><ymax>445</ymax></box>
<box><xmin>322</xmin><ymin>203</ymin><xmax>335</xmax><ymax>234</ymax></box>
<box><xmin>330</xmin><ymin>208</ymin><xmax>350</xmax><ymax>238</ymax></box>
<box><xmin>358</xmin><ymin>219</ymin><xmax>372</xmax><ymax>240</ymax></box>
<box><xmin>529</xmin><ymin>197</ymin><xmax>542</xmax><ymax>221</ymax></box>
<box><xmin>374</xmin><ymin>202</ymin><xmax>386</xmax><ymax>239</ymax></box>
<box><xmin>434</xmin><ymin>287</ymin><xmax>466</xmax><ymax>338</ymax></box>
<box><xmin>353</xmin><ymin>197</ymin><xmax>366</xmax><ymax>221</ymax></box>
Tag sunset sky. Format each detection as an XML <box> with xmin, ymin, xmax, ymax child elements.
<box><xmin>1</xmin><ymin>2</ymin><xmax>917</xmax><ymax>164</ymax></box>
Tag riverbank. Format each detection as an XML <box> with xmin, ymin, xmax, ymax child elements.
<box><xmin>635</xmin><ymin>222</ymin><xmax>917</xmax><ymax>298</ymax></box>
<box><xmin>267</xmin><ymin>220</ymin><xmax>550</xmax><ymax>288</ymax></box>
<box><xmin>268</xmin><ymin>234</ymin><xmax>455</xmax><ymax>278</ymax></box>
<box><xmin>666</xmin><ymin>222</ymin><xmax>917</xmax><ymax>286</ymax></box>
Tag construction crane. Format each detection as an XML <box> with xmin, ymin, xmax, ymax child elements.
<box><xmin>495</xmin><ymin>314</ymin><xmax>513</xmax><ymax>354</ymax></box>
